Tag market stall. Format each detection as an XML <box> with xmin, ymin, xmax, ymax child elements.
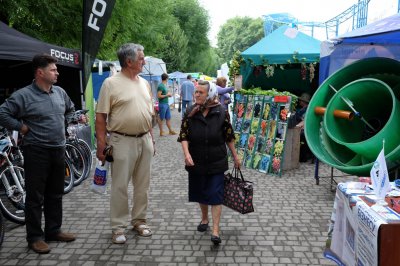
<box><xmin>0</xmin><ymin>21</ymin><xmax>83</xmax><ymax>108</ymax></box>
<box><xmin>240</xmin><ymin>25</ymin><xmax>321</xmax><ymax>96</ymax></box>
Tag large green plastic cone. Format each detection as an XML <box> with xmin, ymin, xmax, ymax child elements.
<box><xmin>324</xmin><ymin>78</ymin><xmax>400</xmax><ymax>161</ymax></box>
<box><xmin>305</xmin><ymin>57</ymin><xmax>400</xmax><ymax>176</ymax></box>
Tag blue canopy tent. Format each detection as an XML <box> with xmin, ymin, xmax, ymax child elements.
<box><xmin>169</xmin><ymin>71</ymin><xmax>187</xmax><ymax>86</ymax></box>
<box><xmin>319</xmin><ymin>13</ymin><xmax>400</xmax><ymax>84</ymax></box>
<box><xmin>240</xmin><ymin>25</ymin><xmax>321</xmax><ymax>95</ymax></box>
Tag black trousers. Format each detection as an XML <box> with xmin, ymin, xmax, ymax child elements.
<box><xmin>22</xmin><ymin>145</ymin><xmax>65</xmax><ymax>243</ymax></box>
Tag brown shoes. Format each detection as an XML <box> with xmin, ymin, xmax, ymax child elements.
<box><xmin>45</xmin><ymin>232</ymin><xmax>76</xmax><ymax>242</ymax></box>
<box><xmin>28</xmin><ymin>240</ymin><xmax>50</xmax><ymax>254</ymax></box>
<box><xmin>28</xmin><ymin>232</ymin><xmax>75</xmax><ymax>254</ymax></box>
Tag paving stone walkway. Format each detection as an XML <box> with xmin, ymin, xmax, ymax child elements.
<box><xmin>0</xmin><ymin>108</ymin><xmax>355</xmax><ymax>265</ymax></box>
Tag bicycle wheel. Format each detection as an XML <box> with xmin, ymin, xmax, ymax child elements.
<box><xmin>0</xmin><ymin>212</ymin><xmax>4</xmax><ymax>248</ymax></box>
<box><xmin>0</xmin><ymin>166</ymin><xmax>25</xmax><ymax>224</ymax></box>
<box><xmin>65</xmin><ymin>143</ymin><xmax>87</xmax><ymax>186</ymax></box>
<box><xmin>64</xmin><ymin>159</ymin><xmax>74</xmax><ymax>194</ymax></box>
<box><xmin>77</xmin><ymin>139</ymin><xmax>93</xmax><ymax>180</ymax></box>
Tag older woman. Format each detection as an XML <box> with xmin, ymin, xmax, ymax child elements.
<box><xmin>216</xmin><ymin>77</ymin><xmax>234</xmax><ymax>110</ymax></box>
<box><xmin>178</xmin><ymin>80</ymin><xmax>240</xmax><ymax>245</ymax></box>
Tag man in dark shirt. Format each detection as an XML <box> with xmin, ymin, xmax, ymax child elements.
<box><xmin>0</xmin><ymin>54</ymin><xmax>77</xmax><ymax>254</ymax></box>
<box><xmin>294</xmin><ymin>92</ymin><xmax>313</xmax><ymax>162</ymax></box>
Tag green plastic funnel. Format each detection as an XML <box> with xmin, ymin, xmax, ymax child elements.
<box><xmin>305</xmin><ymin>57</ymin><xmax>400</xmax><ymax>176</ymax></box>
<box><xmin>324</xmin><ymin>78</ymin><xmax>400</xmax><ymax>161</ymax></box>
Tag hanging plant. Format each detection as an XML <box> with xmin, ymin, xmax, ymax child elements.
<box><xmin>309</xmin><ymin>62</ymin><xmax>316</xmax><ymax>83</ymax></box>
<box><xmin>253</xmin><ymin>65</ymin><xmax>264</xmax><ymax>77</ymax></box>
<box><xmin>228</xmin><ymin>50</ymin><xmax>245</xmax><ymax>81</ymax></box>
<box><xmin>265</xmin><ymin>64</ymin><xmax>275</xmax><ymax>78</ymax></box>
<box><xmin>301</xmin><ymin>63</ymin><xmax>307</xmax><ymax>80</ymax></box>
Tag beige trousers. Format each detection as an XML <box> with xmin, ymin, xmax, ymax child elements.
<box><xmin>109</xmin><ymin>132</ymin><xmax>153</xmax><ymax>233</ymax></box>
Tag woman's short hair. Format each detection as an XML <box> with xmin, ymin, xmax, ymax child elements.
<box><xmin>216</xmin><ymin>77</ymin><xmax>227</xmax><ymax>87</ymax></box>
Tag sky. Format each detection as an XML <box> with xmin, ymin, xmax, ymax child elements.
<box><xmin>198</xmin><ymin>0</ymin><xmax>398</xmax><ymax>46</ymax></box>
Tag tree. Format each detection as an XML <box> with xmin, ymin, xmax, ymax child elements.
<box><xmin>170</xmin><ymin>0</ymin><xmax>210</xmax><ymax>71</ymax></box>
<box><xmin>0</xmin><ymin>0</ymin><xmax>216</xmax><ymax>73</ymax></box>
<box><xmin>216</xmin><ymin>16</ymin><xmax>264</xmax><ymax>64</ymax></box>
<box><xmin>155</xmin><ymin>23</ymin><xmax>189</xmax><ymax>72</ymax></box>
<box><xmin>97</xmin><ymin>0</ymin><xmax>177</xmax><ymax>60</ymax></box>
<box><xmin>190</xmin><ymin>47</ymin><xmax>220</xmax><ymax>76</ymax></box>
<box><xmin>0</xmin><ymin>0</ymin><xmax>82</xmax><ymax>49</ymax></box>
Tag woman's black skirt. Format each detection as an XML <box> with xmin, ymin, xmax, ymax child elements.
<box><xmin>188</xmin><ymin>172</ymin><xmax>224</xmax><ymax>205</ymax></box>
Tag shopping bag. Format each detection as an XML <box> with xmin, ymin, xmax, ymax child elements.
<box><xmin>90</xmin><ymin>160</ymin><xmax>110</xmax><ymax>194</ymax></box>
<box><xmin>223</xmin><ymin>168</ymin><xmax>254</xmax><ymax>214</ymax></box>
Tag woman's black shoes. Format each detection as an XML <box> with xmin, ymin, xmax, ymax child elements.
<box><xmin>197</xmin><ymin>222</ymin><xmax>209</xmax><ymax>232</ymax></box>
<box><xmin>211</xmin><ymin>235</ymin><xmax>221</xmax><ymax>245</ymax></box>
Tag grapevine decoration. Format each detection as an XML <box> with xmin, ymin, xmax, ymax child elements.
<box><xmin>309</xmin><ymin>63</ymin><xmax>315</xmax><ymax>83</ymax></box>
<box><xmin>248</xmin><ymin>135</ymin><xmax>256</xmax><ymax>151</ymax></box>
<box><xmin>269</xmin><ymin>103</ymin><xmax>278</xmax><ymax>120</ymax></box>
<box><xmin>251</xmin><ymin>120</ymin><xmax>259</xmax><ymax>134</ymax></box>
<box><xmin>273</xmin><ymin>140</ymin><xmax>284</xmax><ymax>156</ymax></box>
<box><xmin>263</xmin><ymin>104</ymin><xmax>270</xmax><ymax>119</ymax></box>
<box><xmin>280</xmin><ymin>108</ymin><xmax>288</xmax><ymax>121</ymax></box>
<box><xmin>260</xmin><ymin>120</ymin><xmax>267</xmax><ymax>136</ymax></box>
<box><xmin>272</xmin><ymin>157</ymin><xmax>281</xmax><ymax>173</ymax></box>
<box><xmin>265</xmin><ymin>65</ymin><xmax>275</xmax><ymax>78</ymax></box>
<box><xmin>254</xmin><ymin>65</ymin><xmax>264</xmax><ymax>77</ymax></box>
<box><xmin>301</xmin><ymin>63</ymin><xmax>307</xmax><ymax>80</ymax></box>
<box><xmin>265</xmin><ymin>139</ymin><xmax>273</xmax><ymax>154</ymax></box>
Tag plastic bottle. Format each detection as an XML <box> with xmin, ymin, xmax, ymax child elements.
<box><xmin>90</xmin><ymin>160</ymin><xmax>110</xmax><ymax>194</ymax></box>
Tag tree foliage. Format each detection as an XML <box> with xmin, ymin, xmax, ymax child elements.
<box><xmin>0</xmin><ymin>0</ymin><xmax>261</xmax><ymax>76</ymax></box>
<box><xmin>170</xmin><ymin>0</ymin><xmax>210</xmax><ymax>71</ymax></box>
<box><xmin>216</xmin><ymin>16</ymin><xmax>264</xmax><ymax>64</ymax></box>
<box><xmin>155</xmin><ymin>23</ymin><xmax>189</xmax><ymax>72</ymax></box>
<box><xmin>0</xmin><ymin>0</ymin><xmax>82</xmax><ymax>49</ymax></box>
<box><xmin>190</xmin><ymin>47</ymin><xmax>220</xmax><ymax>76</ymax></box>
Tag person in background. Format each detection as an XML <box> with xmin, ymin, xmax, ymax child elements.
<box><xmin>180</xmin><ymin>75</ymin><xmax>195</xmax><ymax>117</ymax></box>
<box><xmin>294</xmin><ymin>92</ymin><xmax>313</xmax><ymax>162</ymax></box>
<box><xmin>0</xmin><ymin>54</ymin><xmax>76</xmax><ymax>254</ymax></box>
<box><xmin>216</xmin><ymin>77</ymin><xmax>234</xmax><ymax>110</ymax></box>
<box><xmin>96</xmin><ymin>43</ymin><xmax>155</xmax><ymax>244</ymax></box>
<box><xmin>178</xmin><ymin>80</ymin><xmax>241</xmax><ymax>246</ymax></box>
<box><xmin>157</xmin><ymin>73</ymin><xmax>177</xmax><ymax>136</ymax></box>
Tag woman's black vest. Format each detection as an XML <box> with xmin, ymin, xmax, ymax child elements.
<box><xmin>185</xmin><ymin>105</ymin><xmax>228</xmax><ymax>175</ymax></box>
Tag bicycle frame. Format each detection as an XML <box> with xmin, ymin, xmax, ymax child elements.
<box><xmin>0</xmin><ymin>136</ymin><xmax>25</xmax><ymax>205</ymax></box>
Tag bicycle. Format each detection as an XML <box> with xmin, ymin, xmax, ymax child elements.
<box><xmin>63</xmin><ymin>157</ymin><xmax>74</xmax><ymax>194</ymax></box>
<box><xmin>0</xmin><ymin>128</ymin><xmax>25</xmax><ymax>225</ymax></box>
<box><xmin>0</xmin><ymin>212</ymin><xmax>4</xmax><ymax>248</ymax></box>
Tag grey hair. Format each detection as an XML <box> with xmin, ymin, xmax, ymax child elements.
<box><xmin>117</xmin><ymin>43</ymin><xmax>144</xmax><ymax>68</ymax></box>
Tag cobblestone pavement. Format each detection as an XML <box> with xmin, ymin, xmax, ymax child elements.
<box><xmin>0</xmin><ymin>108</ymin><xmax>356</xmax><ymax>265</ymax></box>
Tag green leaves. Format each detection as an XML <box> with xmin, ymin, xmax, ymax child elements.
<box><xmin>216</xmin><ymin>17</ymin><xmax>264</xmax><ymax>64</ymax></box>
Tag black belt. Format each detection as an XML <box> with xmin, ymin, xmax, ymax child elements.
<box><xmin>113</xmin><ymin>131</ymin><xmax>148</xmax><ymax>138</ymax></box>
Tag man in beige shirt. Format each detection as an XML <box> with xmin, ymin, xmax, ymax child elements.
<box><xmin>95</xmin><ymin>43</ymin><xmax>155</xmax><ymax>244</ymax></box>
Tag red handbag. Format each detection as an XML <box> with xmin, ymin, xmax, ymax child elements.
<box><xmin>223</xmin><ymin>168</ymin><xmax>254</xmax><ymax>214</ymax></box>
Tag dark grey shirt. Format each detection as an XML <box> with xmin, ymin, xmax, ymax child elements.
<box><xmin>0</xmin><ymin>81</ymin><xmax>75</xmax><ymax>147</ymax></box>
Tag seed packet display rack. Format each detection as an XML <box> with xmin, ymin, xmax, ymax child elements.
<box><xmin>230</xmin><ymin>93</ymin><xmax>291</xmax><ymax>176</ymax></box>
